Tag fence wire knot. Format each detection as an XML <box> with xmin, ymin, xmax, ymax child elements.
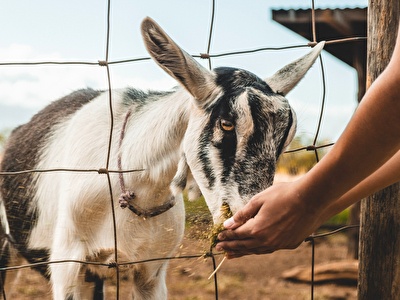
<box><xmin>200</xmin><ymin>53</ymin><xmax>210</xmax><ymax>59</ymax></box>
<box><xmin>308</xmin><ymin>41</ymin><xmax>318</xmax><ymax>47</ymax></box>
<box><xmin>306</xmin><ymin>145</ymin><xmax>317</xmax><ymax>151</ymax></box>
<box><xmin>98</xmin><ymin>168</ymin><xmax>109</xmax><ymax>174</ymax></box>
<box><xmin>98</xmin><ymin>60</ymin><xmax>108</xmax><ymax>66</ymax></box>
<box><xmin>203</xmin><ymin>251</ymin><xmax>214</xmax><ymax>258</ymax></box>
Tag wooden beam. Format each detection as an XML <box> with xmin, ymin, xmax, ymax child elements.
<box><xmin>319</xmin><ymin>10</ymin><xmax>352</xmax><ymax>36</ymax></box>
<box><xmin>359</xmin><ymin>1</ymin><xmax>400</xmax><ymax>299</ymax></box>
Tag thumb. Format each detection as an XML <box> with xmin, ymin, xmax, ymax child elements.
<box><xmin>223</xmin><ymin>196</ymin><xmax>263</xmax><ymax>229</ymax></box>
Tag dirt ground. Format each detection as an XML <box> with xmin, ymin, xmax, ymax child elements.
<box><xmin>168</xmin><ymin>234</ymin><xmax>357</xmax><ymax>300</ymax></box>
<box><xmin>3</xmin><ymin>225</ymin><xmax>357</xmax><ymax>300</ymax></box>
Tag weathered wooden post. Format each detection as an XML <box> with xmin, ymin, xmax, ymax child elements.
<box><xmin>359</xmin><ymin>1</ymin><xmax>400</xmax><ymax>299</ymax></box>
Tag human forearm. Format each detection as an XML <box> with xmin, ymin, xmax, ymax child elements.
<box><xmin>319</xmin><ymin>149</ymin><xmax>400</xmax><ymax>220</ymax></box>
<box><xmin>299</xmin><ymin>62</ymin><xmax>400</xmax><ymax>213</ymax></box>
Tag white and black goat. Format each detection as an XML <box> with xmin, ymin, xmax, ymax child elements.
<box><xmin>0</xmin><ymin>17</ymin><xmax>324</xmax><ymax>299</ymax></box>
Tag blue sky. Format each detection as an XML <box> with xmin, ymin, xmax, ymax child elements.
<box><xmin>0</xmin><ymin>0</ymin><xmax>367</xmax><ymax>140</ymax></box>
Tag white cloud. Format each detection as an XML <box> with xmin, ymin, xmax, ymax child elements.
<box><xmin>0</xmin><ymin>66</ymin><xmax>98</xmax><ymax>108</ymax></box>
<box><xmin>0</xmin><ymin>44</ymin><xmax>35</xmax><ymax>61</ymax></box>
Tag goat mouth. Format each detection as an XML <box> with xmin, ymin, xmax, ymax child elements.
<box><xmin>209</xmin><ymin>202</ymin><xmax>233</xmax><ymax>249</ymax></box>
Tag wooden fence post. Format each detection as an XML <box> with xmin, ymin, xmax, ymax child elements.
<box><xmin>359</xmin><ymin>1</ymin><xmax>400</xmax><ymax>299</ymax></box>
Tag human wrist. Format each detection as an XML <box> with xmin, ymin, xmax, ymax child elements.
<box><xmin>293</xmin><ymin>174</ymin><xmax>334</xmax><ymax>218</ymax></box>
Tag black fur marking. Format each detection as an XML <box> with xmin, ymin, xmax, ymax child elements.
<box><xmin>234</xmin><ymin>92</ymin><xmax>275</xmax><ymax>196</ymax></box>
<box><xmin>123</xmin><ymin>88</ymin><xmax>150</xmax><ymax>106</ymax></box>
<box><xmin>275</xmin><ymin>109</ymin><xmax>293</xmax><ymax>158</ymax></box>
<box><xmin>85</xmin><ymin>269</ymin><xmax>105</xmax><ymax>300</ymax></box>
<box><xmin>198</xmin><ymin>68</ymin><xmax>272</xmax><ymax>189</ymax></box>
<box><xmin>198</xmin><ymin>67</ymin><xmax>274</xmax><ymax>188</ymax></box>
<box><xmin>202</xmin><ymin>68</ymin><xmax>292</xmax><ymax>197</ymax></box>
<box><xmin>0</xmin><ymin>88</ymin><xmax>101</xmax><ymax>273</ymax></box>
<box><xmin>133</xmin><ymin>266</ymin><xmax>156</xmax><ymax>299</ymax></box>
<box><xmin>171</xmin><ymin>170</ymin><xmax>187</xmax><ymax>191</ymax></box>
<box><xmin>123</xmin><ymin>88</ymin><xmax>173</xmax><ymax>108</ymax></box>
<box><xmin>214</xmin><ymin>67</ymin><xmax>274</xmax><ymax>100</ymax></box>
<box><xmin>197</xmin><ymin>133</ymin><xmax>216</xmax><ymax>189</ymax></box>
<box><xmin>220</xmin><ymin>131</ymin><xmax>237</xmax><ymax>183</ymax></box>
<box><xmin>209</xmin><ymin>99</ymin><xmax>237</xmax><ymax>184</ymax></box>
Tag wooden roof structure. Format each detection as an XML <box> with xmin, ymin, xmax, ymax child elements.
<box><xmin>272</xmin><ymin>7</ymin><xmax>367</xmax><ymax>101</ymax></box>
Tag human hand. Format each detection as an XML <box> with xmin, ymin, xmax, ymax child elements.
<box><xmin>216</xmin><ymin>180</ymin><xmax>325</xmax><ymax>259</ymax></box>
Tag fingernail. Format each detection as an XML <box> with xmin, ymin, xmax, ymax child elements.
<box><xmin>223</xmin><ymin>217</ymin><xmax>235</xmax><ymax>228</ymax></box>
<box><xmin>215</xmin><ymin>244</ymin><xmax>223</xmax><ymax>252</ymax></box>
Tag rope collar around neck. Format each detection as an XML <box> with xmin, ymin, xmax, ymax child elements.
<box><xmin>117</xmin><ymin>109</ymin><xmax>176</xmax><ymax>219</ymax></box>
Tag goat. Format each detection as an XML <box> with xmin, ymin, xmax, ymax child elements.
<box><xmin>0</xmin><ymin>17</ymin><xmax>324</xmax><ymax>299</ymax></box>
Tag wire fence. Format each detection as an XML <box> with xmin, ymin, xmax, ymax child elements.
<box><xmin>0</xmin><ymin>0</ymin><xmax>366</xmax><ymax>299</ymax></box>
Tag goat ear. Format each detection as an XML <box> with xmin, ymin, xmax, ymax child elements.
<box><xmin>141</xmin><ymin>17</ymin><xmax>215</xmax><ymax>101</ymax></box>
<box><xmin>265</xmin><ymin>41</ymin><xmax>325</xmax><ymax>96</ymax></box>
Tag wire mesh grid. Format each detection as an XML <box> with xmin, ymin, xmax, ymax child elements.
<box><xmin>0</xmin><ymin>0</ymin><xmax>366</xmax><ymax>299</ymax></box>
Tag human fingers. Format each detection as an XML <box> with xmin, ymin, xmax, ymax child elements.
<box><xmin>215</xmin><ymin>237</ymin><xmax>275</xmax><ymax>259</ymax></box>
<box><xmin>223</xmin><ymin>196</ymin><xmax>264</xmax><ymax>230</ymax></box>
<box><xmin>216</xmin><ymin>218</ymin><xmax>270</xmax><ymax>249</ymax></box>
<box><xmin>218</xmin><ymin>216</ymin><xmax>258</xmax><ymax>241</ymax></box>
<box><xmin>224</xmin><ymin>247</ymin><xmax>275</xmax><ymax>259</ymax></box>
<box><xmin>217</xmin><ymin>233</ymin><xmax>303</xmax><ymax>259</ymax></box>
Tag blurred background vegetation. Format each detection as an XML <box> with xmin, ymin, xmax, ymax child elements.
<box><xmin>276</xmin><ymin>135</ymin><xmax>350</xmax><ymax>226</ymax></box>
<box><xmin>276</xmin><ymin>134</ymin><xmax>331</xmax><ymax>175</ymax></box>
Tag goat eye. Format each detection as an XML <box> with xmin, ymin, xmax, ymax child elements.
<box><xmin>220</xmin><ymin>119</ymin><xmax>235</xmax><ymax>132</ymax></box>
